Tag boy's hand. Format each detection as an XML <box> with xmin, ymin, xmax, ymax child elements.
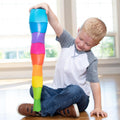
<box><xmin>29</xmin><ymin>2</ymin><xmax>63</xmax><ymax>37</ymax></box>
<box><xmin>29</xmin><ymin>3</ymin><xmax>49</xmax><ymax>14</ymax></box>
<box><xmin>90</xmin><ymin>108</ymin><xmax>108</xmax><ymax>118</ymax></box>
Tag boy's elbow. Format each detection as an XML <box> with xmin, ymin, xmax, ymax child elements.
<box><xmin>55</xmin><ymin>27</ymin><xmax>63</xmax><ymax>37</ymax></box>
<box><xmin>53</xmin><ymin>22</ymin><xmax>63</xmax><ymax>37</ymax></box>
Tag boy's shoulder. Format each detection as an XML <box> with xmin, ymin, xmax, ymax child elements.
<box><xmin>86</xmin><ymin>50</ymin><xmax>98</xmax><ymax>64</ymax></box>
<box><xmin>56</xmin><ymin>30</ymin><xmax>74</xmax><ymax>48</ymax></box>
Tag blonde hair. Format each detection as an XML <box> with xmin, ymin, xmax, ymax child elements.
<box><xmin>81</xmin><ymin>17</ymin><xmax>107</xmax><ymax>44</ymax></box>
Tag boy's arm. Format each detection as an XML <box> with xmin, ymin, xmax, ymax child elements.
<box><xmin>29</xmin><ymin>3</ymin><xmax>63</xmax><ymax>37</ymax></box>
<box><xmin>90</xmin><ymin>82</ymin><xmax>108</xmax><ymax>117</ymax></box>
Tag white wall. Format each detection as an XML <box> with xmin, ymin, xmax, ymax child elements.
<box><xmin>0</xmin><ymin>0</ymin><xmax>120</xmax><ymax>80</ymax></box>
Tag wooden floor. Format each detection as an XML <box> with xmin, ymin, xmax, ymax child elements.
<box><xmin>0</xmin><ymin>74</ymin><xmax>120</xmax><ymax>120</ymax></box>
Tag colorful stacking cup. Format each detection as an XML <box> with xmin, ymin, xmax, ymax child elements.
<box><xmin>29</xmin><ymin>8</ymin><xmax>48</xmax><ymax>112</ymax></box>
<box><xmin>29</xmin><ymin>9</ymin><xmax>48</xmax><ymax>23</ymax></box>
<box><xmin>29</xmin><ymin>22</ymin><xmax>48</xmax><ymax>33</ymax></box>
<box><xmin>32</xmin><ymin>33</ymin><xmax>45</xmax><ymax>44</ymax></box>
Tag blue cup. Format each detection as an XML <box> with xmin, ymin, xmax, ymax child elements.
<box><xmin>29</xmin><ymin>9</ymin><xmax>48</xmax><ymax>33</ymax></box>
<box><xmin>29</xmin><ymin>9</ymin><xmax>48</xmax><ymax>23</ymax></box>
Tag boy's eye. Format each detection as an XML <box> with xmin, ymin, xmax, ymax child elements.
<box><xmin>86</xmin><ymin>43</ymin><xmax>91</xmax><ymax>46</ymax></box>
<box><xmin>79</xmin><ymin>37</ymin><xmax>83</xmax><ymax>41</ymax></box>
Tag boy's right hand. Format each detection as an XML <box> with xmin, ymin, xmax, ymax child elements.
<box><xmin>29</xmin><ymin>3</ymin><xmax>49</xmax><ymax>14</ymax></box>
<box><xmin>29</xmin><ymin>3</ymin><xmax>63</xmax><ymax>37</ymax></box>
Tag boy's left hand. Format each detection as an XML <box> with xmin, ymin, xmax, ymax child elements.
<box><xmin>90</xmin><ymin>108</ymin><xmax>108</xmax><ymax>118</ymax></box>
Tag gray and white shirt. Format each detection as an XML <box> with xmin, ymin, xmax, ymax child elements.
<box><xmin>49</xmin><ymin>30</ymin><xmax>99</xmax><ymax>96</ymax></box>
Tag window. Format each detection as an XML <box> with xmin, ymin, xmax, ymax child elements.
<box><xmin>76</xmin><ymin>0</ymin><xmax>117</xmax><ymax>58</ymax></box>
<box><xmin>0</xmin><ymin>0</ymin><xmax>59</xmax><ymax>63</ymax></box>
<box><xmin>92</xmin><ymin>36</ymin><xmax>115</xmax><ymax>58</ymax></box>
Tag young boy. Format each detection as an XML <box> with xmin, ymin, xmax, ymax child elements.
<box><xmin>18</xmin><ymin>3</ymin><xmax>108</xmax><ymax>118</ymax></box>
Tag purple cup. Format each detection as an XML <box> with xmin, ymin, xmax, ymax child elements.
<box><xmin>32</xmin><ymin>32</ymin><xmax>45</xmax><ymax>44</ymax></box>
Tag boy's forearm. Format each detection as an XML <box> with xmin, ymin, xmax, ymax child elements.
<box><xmin>90</xmin><ymin>83</ymin><xmax>102</xmax><ymax>109</ymax></box>
<box><xmin>47</xmin><ymin>4</ymin><xmax>63</xmax><ymax>37</ymax></box>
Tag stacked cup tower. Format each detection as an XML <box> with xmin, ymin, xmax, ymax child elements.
<box><xmin>29</xmin><ymin>8</ymin><xmax>48</xmax><ymax>112</ymax></box>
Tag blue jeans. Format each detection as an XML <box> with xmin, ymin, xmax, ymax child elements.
<box><xmin>30</xmin><ymin>85</ymin><xmax>89</xmax><ymax>116</ymax></box>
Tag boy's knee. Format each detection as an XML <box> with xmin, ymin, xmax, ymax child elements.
<box><xmin>67</xmin><ymin>85</ymin><xmax>83</xmax><ymax>95</ymax></box>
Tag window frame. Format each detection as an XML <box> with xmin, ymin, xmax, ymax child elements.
<box><xmin>71</xmin><ymin>0</ymin><xmax>120</xmax><ymax>65</ymax></box>
<box><xmin>0</xmin><ymin>0</ymin><xmax>64</xmax><ymax>79</ymax></box>
<box><xmin>0</xmin><ymin>0</ymin><xmax>63</xmax><ymax>61</ymax></box>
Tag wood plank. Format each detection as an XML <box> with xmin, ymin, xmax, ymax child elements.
<box><xmin>0</xmin><ymin>74</ymin><xmax>120</xmax><ymax>120</ymax></box>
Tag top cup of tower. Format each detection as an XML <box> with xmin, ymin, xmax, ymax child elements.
<box><xmin>29</xmin><ymin>8</ymin><xmax>48</xmax><ymax>23</ymax></box>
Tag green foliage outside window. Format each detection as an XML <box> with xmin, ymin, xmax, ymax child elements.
<box><xmin>17</xmin><ymin>44</ymin><xmax>58</xmax><ymax>59</ymax></box>
<box><xmin>19</xmin><ymin>51</ymin><xmax>30</xmax><ymax>59</ymax></box>
<box><xmin>92</xmin><ymin>36</ymin><xmax>115</xmax><ymax>58</ymax></box>
<box><xmin>46</xmin><ymin>49</ymin><xmax>58</xmax><ymax>58</ymax></box>
<box><xmin>0</xmin><ymin>37</ymin><xmax>115</xmax><ymax>60</ymax></box>
<box><xmin>45</xmin><ymin>44</ymin><xmax>58</xmax><ymax>58</ymax></box>
<box><xmin>18</xmin><ymin>46</ymin><xmax>58</xmax><ymax>59</ymax></box>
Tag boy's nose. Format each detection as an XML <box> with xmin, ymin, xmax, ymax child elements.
<box><xmin>80</xmin><ymin>42</ymin><xmax>84</xmax><ymax>47</ymax></box>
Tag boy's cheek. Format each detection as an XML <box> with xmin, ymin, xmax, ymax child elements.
<box><xmin>75</xmin><ymin>39</ymin><xmax>79</xmax><ymax>44</ymax></box>
<box><xmin>85</xmin><ymin>47</ymin><xmax>92</xmax><ymax>51</ymax></box>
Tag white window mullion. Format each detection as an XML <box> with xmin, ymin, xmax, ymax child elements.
<box><xmin>114</xmin><ymin>0</ymin><xmax>120</xmax><ymax>58</ymax></box>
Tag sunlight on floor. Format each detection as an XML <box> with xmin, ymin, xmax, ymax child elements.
<box><xmin>0</xmin><ymin>79</ymin><xmax>53</xmax><ymax>90</ymax></box>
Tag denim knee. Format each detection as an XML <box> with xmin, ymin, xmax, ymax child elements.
<box><xmin>29</xmin><ymin>86</ymin><xmax>33</xmax><ymax>98</ymax></box>
<box><xmin>67</xmin><ymin>85</ymin><xmax>84</xmax><ymax>96</ymax></box>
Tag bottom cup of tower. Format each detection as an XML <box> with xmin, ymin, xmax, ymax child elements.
<box><xmin>33</xmin><ymin>99</ymin><xmax>41</xmax><ymax>112</ymax></box>
<box><xmin>32</xmin><ymin>87</ymin><xmax>42</xmax><ymax>112</ymax></box>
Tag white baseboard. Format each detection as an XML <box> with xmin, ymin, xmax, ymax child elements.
<box><xmin>0</xmin><ymin>62</ymin><xmax>55</xmax><ymax>80</ymax></box>
<box><xmin>98</xmin><ymin>67</ymin><xmax>120</xmax><ymax>75</ymax></box>
<box><xmin>0</xmin><ymin>68</ymin><xmax>55</xmax><ymax>80</ymax></box>
<box><xmin>0</xmin><ymin>62</ymin><xmax>120</xmax><ymax>79</ymax></box>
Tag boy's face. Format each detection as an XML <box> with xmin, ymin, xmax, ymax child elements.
<box><xmin>75</xmin><ymin>30</ymin><xmax>97</xmax><ymax>52</ymax></box>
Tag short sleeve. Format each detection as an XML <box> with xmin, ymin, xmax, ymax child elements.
<box><xmin>86</xmin><ymin>59</ymin><xmax>99</xmax><ymax>83</ymax></box>
<box><xmin>56</xmin><ymin>30</ymin><xmax>74</xmax><ymax>48</ymax></box>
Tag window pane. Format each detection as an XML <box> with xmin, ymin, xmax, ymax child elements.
<box><xmin>0</xmin><ymin>0</ymin><xmax>57</xmax><ymax>35</ymax></box>
<box><xmin>76</xmin><ymin>0</ymin><xmax>113</xmax><ymax>32</ymax></box>
<box><xmin>76</xmin><ymin>0</ymin><xmax>116</xmax><ymax>58</ymax></box>
<box><xmin>0</xmin><ymin>35</ymin><xmax>59</xmax><ymax>62</ymax></box>
<box><xmin>45</xmin><ymin>36</ymin><xmax>59</xmax><ymax>59</ymax></box>
<box><xmin>92</xmin><ymin>36</ymin><xmax>115</xmax><ymax>58</ymax></box>
<box><xmin>0</xmin><ymin>35</ymin><xmax>31</xmax><ymax>62</ymax></box>
<box><xmin>0</xmin><ymin>0</ymin><xmax>59</xmax><ymax>62</ymax></box>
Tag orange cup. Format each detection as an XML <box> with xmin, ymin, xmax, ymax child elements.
<box><xmin>31</xmin><ymin>54</ymin><xmax>45</xmax><ymax>65</ymax></box>
<box><xmin>32</xmin><ymin>65</ymin><xmax>42</xmax><ymax>76</ymax></box>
